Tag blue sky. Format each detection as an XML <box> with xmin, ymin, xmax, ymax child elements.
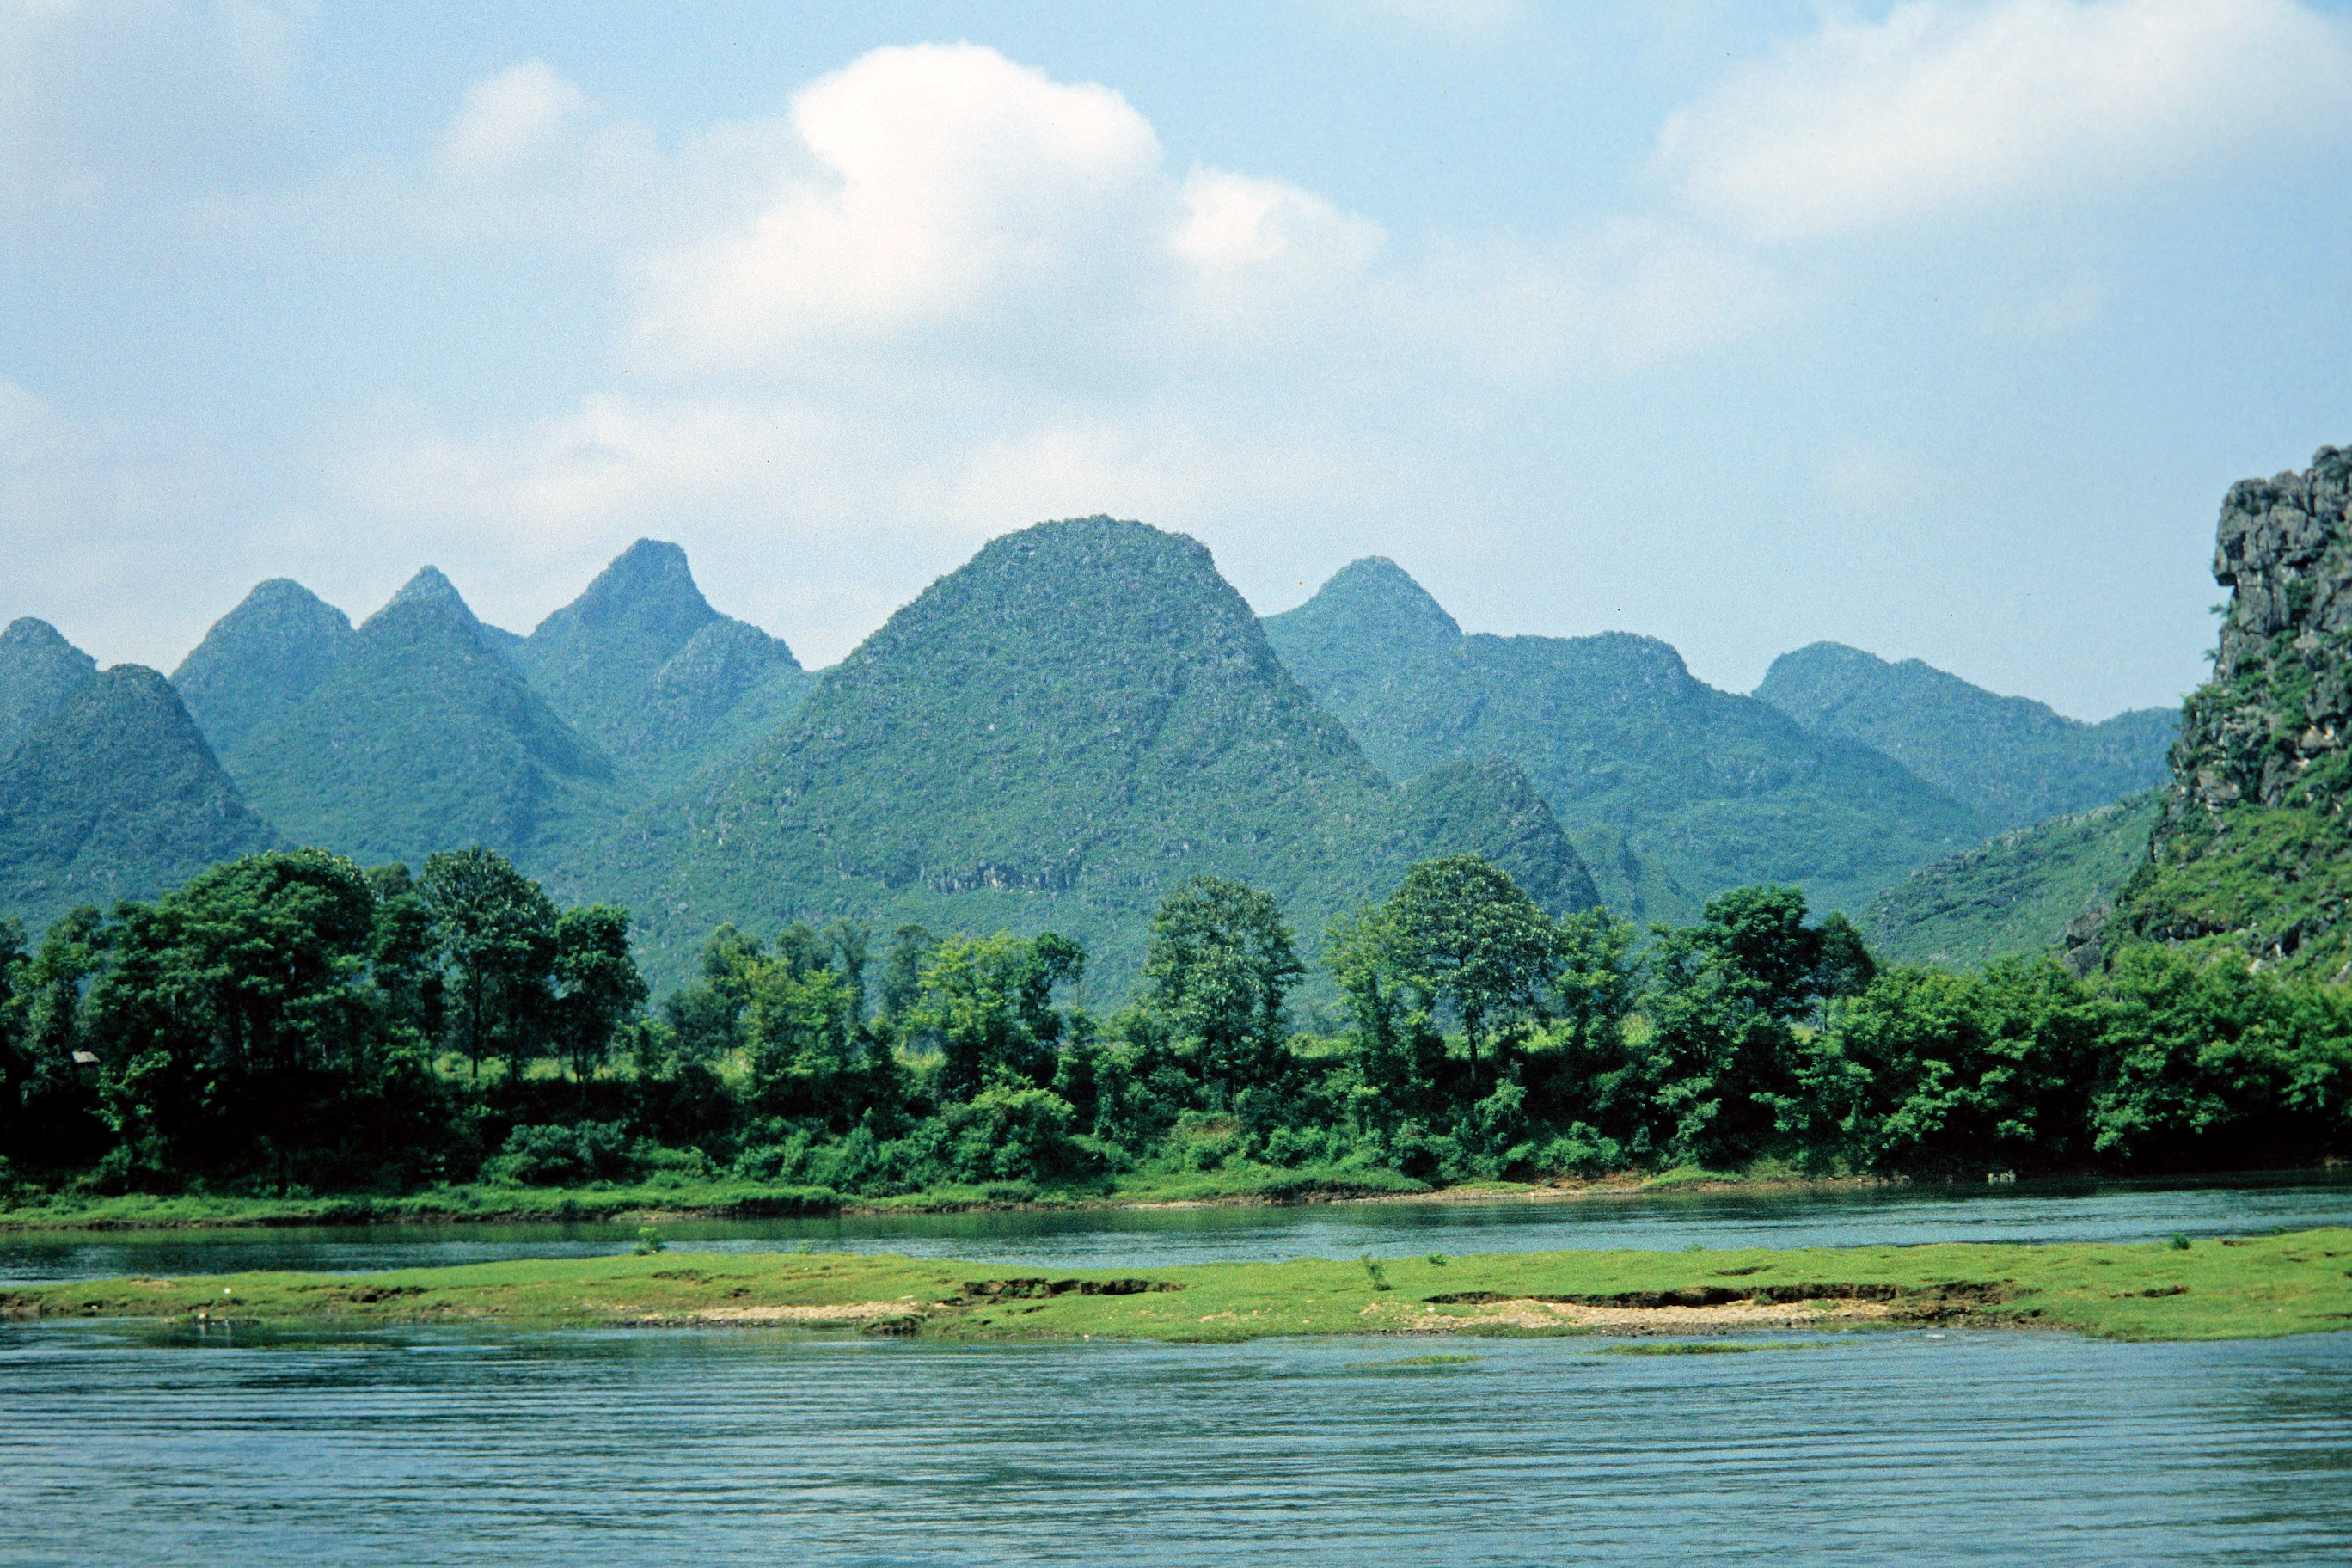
<box><xmin>5</xmin><ymin>1</ymin><xmax>2349</xmax><ymax>720</ymax></box>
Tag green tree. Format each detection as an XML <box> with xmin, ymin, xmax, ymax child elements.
<box><xmin>877</xmin><ymin>923</ymin><xmax>937</xmax><ymax>1021</ymax></box>
<box><xmin>742</xmin><ymin>925</ymin><xmax>897</xmax><ymax>1129</ymax></box>
<box><xmin>1635</xmin><ymin>885</ymin><xmax>1828</xmax><ymax>1168</ymax></box>
<box><xmin>1824</xmin><ymin>956</ymin><xmax>2098</xmax><ymax>1174</ymax></box>
<box><xmin>1368</xmin><ymin>855</ymin><xmax>1561</xmax><ymax>1092</ymax></box>
<box><xmin>550</xmin><ymin>905</ymin><xmax>648</xmax><ymax>1081</ymax></box>
<box><xmin>1144</xmin><ymin>875</ymin><xmax>1305</xmax><ymax>1106</ymax></box>
<box><xmin>364</xmin><ymin>863</ymin><xmax>444</xmax><ymax>1053</ymax></box>
<box><xmin>907</xmin><ymin>930</ymin><xmax>1085</xmax><ymax>1103</ymax></box>
<box><xmin>419</xmin><ymin>846</ymin><xmax>557</xmax><ymax>1079</ymax></box>
<box><xmin>83</xmin><ymin>850</ymin><xmax>383</xmax><ymax>1187</ymax></box>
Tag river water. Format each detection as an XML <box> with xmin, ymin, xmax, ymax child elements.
<box><xmin>5</xmin><ymin>1169</ymin><xmax>2350</xmax><ymax>1284</ymax></box>
<box><xmin>5</xmin><ymin>1320</ymin><xmax>2349</xmax><ymax>1565</ymax></box>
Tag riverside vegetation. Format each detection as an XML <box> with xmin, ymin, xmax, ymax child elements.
<box><xmin>3</xmin><ymin>836</ymin><xmax>2349</xmax><ymax>1225</ymax></box>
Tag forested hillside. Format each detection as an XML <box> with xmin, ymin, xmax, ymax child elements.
<box><xmin>0</xmin><ymin>618</ymin><xmax>98</xmax><ymax>754</ymax></box>
<box><xmin>1261</xmin><ymin>557</ymin><xmax>1988</xmax><ymax>921</ymax></box>
<box><xmin>515</xmin><ymin>539</ymin><xmax>814</xmax><ymax>788</ymax></box>
<box><xmin>227</xmin><ymin>569</ymin><xmax>617</xmax><ymax>871</ymax></box>
<box><xmin>0</xmin><ymin>665</ymin><xmax>274</xmax><ymax>929</ymax></box>
<box><xmin>1864</xmin><ymin>793</ymin><xmax>2164</xmax><ymax>970</ymax></box>
<box><xmin>1755</xmin><ymin>640</ymin><xmax>2175</xmax><ymax>830</ymax></box>
<box><xmin>640</xmin><ymin>518</ymin><xmax>1599</xmax><ymax>990</ymax></box>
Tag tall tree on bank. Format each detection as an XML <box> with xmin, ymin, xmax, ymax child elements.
<box><xmin>420</xmin><ymin>846</ymin><xmax>558</xmax><ymax>1079</ymax></box>
<box><xmin>1144</xmin><ymin>875</ymin><xmax>1305</xmax><ymax>1106</ymax></box>
<box><xmin>1363</xmin><ymin>854</ymin><xmax>1563</xmax><ymax>1091</ymax></box>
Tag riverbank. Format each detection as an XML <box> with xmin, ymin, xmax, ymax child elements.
<box><xmin>10</xmin><ymin>1228</ymin><xmax>2348</xmax><ymax>1343</ymax></box>
<box><xmin>0</xmin><ymin>1163</ymin><xmax>1904</xmax><ymax>1233</ymax></box>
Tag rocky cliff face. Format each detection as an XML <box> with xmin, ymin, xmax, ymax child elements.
<box><xmin>2174</xmin><ymin>445</ymin><xmax>2352</xmax><ymax>818</ymax></box>
<box><xmin>2109</xmin><ymin>445</ymin><xmax>2352</xmax><ymax>973</ymax></box>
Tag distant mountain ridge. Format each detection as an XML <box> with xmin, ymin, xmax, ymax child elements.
<box><xmin>1261</xmin><ymin>556</ymin><xmax>1989</xmax><ymax>921</ymax></box>
<box><xmin>639</xmin><ymin>518</ymin><xmax>1600</xmax><ymax>988</ymax></box>
<box><xmin>221</xmin><ymin>571</ymin><xmax>615</xmax><ymax>872</ymax></box>
<box><xmin>2</xmin><ymin>516</ymin><xmax>2219</xmax><ymax>995</ymax></box>
<box><xmin>1755</xmin><ymin>641</ymin><xmax>2175</xmax><ymax>830</ymax></box>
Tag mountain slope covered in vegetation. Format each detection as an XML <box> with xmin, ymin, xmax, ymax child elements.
<box><xmin>0</xmin><ymin>618</ymin><xmax>99</xmax><ymax>756</ymax></box>
<box><xmin>1863</xmin><ymin>792</ymin><xmax>2164</xmax><ymax>970</ymax></box>
<box><xmin>517</xmin><ymin>539</ymin><xmax>814</xmax><ymax>788</ymax></box>
<box><xmin>638</xmin><ymin>518</ymin><xmax>1598</xmax><ymax>988</ymax></box>
<box><xmin>229</xmin><ymin>569</ymin><xmax>616</xmax><ymax>872</ymax></box>
<box><xmin>1261</xmin><ymin>557</ymin><xmax>1988</xmax><ymax>921</ymax></box>
<box><xmin>0</xmin><ymin>665</ymin><xmax>274</xmax><ymax>929</ymax></box>
<box><xmin>1755</xmin><ymin>641</ymin><xmax>2175</xmax><ymax>830</ymax></box>
<box><xmin>169</xmin><ymin>579</ymin><xmax>357</xmax><ymax>768</ymax></box>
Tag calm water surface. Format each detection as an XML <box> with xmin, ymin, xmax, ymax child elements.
<box><xmin>5</xmin><ymin>1171</ymin><xmax>2351</xmax><ymax>1284</ymax></box>
<box><xmin>3</xmin><ymin>1321</ymin><xmax>2349</xmax><ymax>1565</ymax></box>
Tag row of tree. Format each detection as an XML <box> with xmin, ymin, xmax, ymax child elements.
<box><xmin>3</xmin><ymin>847</ymin><xmax>2348</xmax><ymax>1198</ymax></box>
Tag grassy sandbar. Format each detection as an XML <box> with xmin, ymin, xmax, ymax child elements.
<box><xmin>8</xmin><ymin>1228</ymin><xmax>2349</xmax><ymax>1344</ymax></box>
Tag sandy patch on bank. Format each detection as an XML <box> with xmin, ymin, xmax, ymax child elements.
<box><xmin>634</xmin><ymin>1300</ymin><xmax>924</xmax><ymax>1326</ymax></box>
<box><xmin>1370</xmin><ymin>1296</ymin><xmax>1900</xmax><ymax>1334</ymax></box>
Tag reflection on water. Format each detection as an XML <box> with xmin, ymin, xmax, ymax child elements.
<box><xmin>3</xmin><ymin>1321</ymin><xmax>2348</xmax><ymax>1565</ymax></box>
<box><xmin>5</xmin><ymin>1170</ymin><xmax>2352</xmax><ymax>1284</ymax></box>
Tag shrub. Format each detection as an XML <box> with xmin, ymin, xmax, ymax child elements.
<box><xmin>487</xmin><ymin>1121</ymin><xmax>636</xmax><ymax>1186</ymax></box>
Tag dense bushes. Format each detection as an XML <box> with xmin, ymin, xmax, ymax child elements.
<box><xmin>3</xmin><ymin>855</ymin><xmax>2348</xmax><ymax>1201</ymax></box>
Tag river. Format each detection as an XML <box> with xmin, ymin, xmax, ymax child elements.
<box><xmin>5</xmin><ymin>1169</ymin><xmax>2350</xmax><ymax>1284</ymax></box>
<box><xmin>4</xmin><ymin>1320</ymin><xmax>2349</xmax><ymax>1565</ymax></box>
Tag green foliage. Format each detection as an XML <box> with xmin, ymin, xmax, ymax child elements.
<box><xmin>422</xmin><ymin>846</ymin><xmax>561</xmax><ymax>1078</ymax></box>
<box><xmin>8</xmin><ymin>838</ymin><xmax>2348</xmax><ymax>1208</ymax></box>
<box><xmin>1260</xmin><ymin>557</ymin><xmax>1991</xmax><ymax>922</ymax></box>
<box><xmin>1145</xmin><ymin>875</ymin><xmax>1305</xmax><ymax>1105</ymax></box>
<box><xmin>1755</xmin><ymin>640</ymin><xmax>2175</xmax><ymax>830</ymax></box>
<box><xmin>904</xmin><ymin>929</ymin><xmax>1084</xmax><ymax>1102</ymax></box>
<box><xmin>1865</xmin><ymin>793</ymin><xmax>2165</xmax><ymax>970</ymax></box>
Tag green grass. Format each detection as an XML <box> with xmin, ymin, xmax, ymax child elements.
<box><xmin>14</xmin><ymin>1229</ymin><xmax>2349</xmax><ymax>1344</ymax></box>
<box><xmin>1638</xmin><ymin>1166</ymin><xmax>1742</xmax><ymax>1190</ymax></box>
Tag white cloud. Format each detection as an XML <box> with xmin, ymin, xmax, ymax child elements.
<box><xmin>629</xmin><ymin>43</ymin><xmax>1167</xmax><ymax>368</ymax></box>
<box><xmin>1657</xmin><ymin>0</ymin><xmax>2352</xmax><ymax>242</ymax></box>
<box><xmin>434</xmin><ymin>60</ymin><xmax>588</xmax><ymax>178</ymax></box>
<box><xmin>320</xmin><ymin>41</ymin><xmax>1802</xmax><ymax>661</ymax></box>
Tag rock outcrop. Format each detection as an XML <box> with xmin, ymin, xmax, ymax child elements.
<box><xmin>2174</xmin><ymin>445</ymin><xmax>2352</xmax><ymax>818</ymax></box>
<box><xmin>2110</xmin><ymin>445</ymin><xmax>2352</xmax><ymax>973</ymax></box>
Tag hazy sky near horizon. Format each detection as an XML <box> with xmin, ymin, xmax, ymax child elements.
<box><xmin>5</xmin><ymin>1</ymin><xmax>2349</xmax><ymax>720</ymax></box>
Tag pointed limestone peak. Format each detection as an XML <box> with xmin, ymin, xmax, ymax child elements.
<box><xmin>4</xmin><ymin>616</ymin><xmax>91</xmax><ymax>658</ymax></box>
<box><xmin>171</xmin><ymin>579</ymin><xmax>356</xmax><ymax>766</ymax></box>
<box><xmin>1</xmin><ymin>616</ymin><xmax>101</xmax><ymax>756</ymax></box>
<box><xmin>528</xmin><ymin>539</ymin><xmax>718</xmax><ymax>660</ymax></box>
<box><xmin>378</xmin><ymin>566</ymin><xmax>478</xmax><ymax>625</ymax></box>
<box><xmin>1264</xmin><ymin>556</ymin><xmax>1461</xmax><ymax>654</ymax></box>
